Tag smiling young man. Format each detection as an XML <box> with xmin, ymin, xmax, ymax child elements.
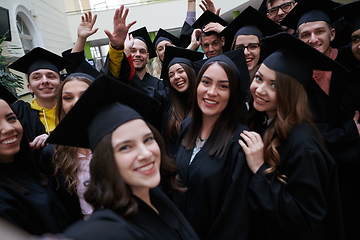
<box><xmin>282</xmin><ymin>1</ymin><xmax>360</xmax><ymax>239</ymax></box>
<box><xmin>187</xmin><ymin>10</ymin><xmax>228</xmax><ymax>59</ymax></box>
<box><xmin>266</xmin><ymin>0</ymin><xmax>298</xmax><ymax>33</ymax></box>
<box><xmin>8</xmin><ymin>47</ymin><xmax>72</xmax><ymax>145</ymax></box>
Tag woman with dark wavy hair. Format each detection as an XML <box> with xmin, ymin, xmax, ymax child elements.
<box><xmin>239</xmin><ymin>33</ymin><xmax>344</xmax><ymax>240</ymax></box>
<box><xmin>47</xmin><ymin>75</ymin><xmax>200</xmax><ymax>240</ymax></box>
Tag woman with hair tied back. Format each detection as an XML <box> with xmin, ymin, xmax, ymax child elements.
<box><xmin>239</xmin><ymin>33</ymin><xmax>344</xmax><ymax>240</ymax></box>
<box><xmin>47</xmin><ymin>74</ymin><xmax>200</xmax><ymax>240</ymax></box>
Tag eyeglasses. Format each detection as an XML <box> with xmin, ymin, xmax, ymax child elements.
<box><xmin>267</xmin><ymin>1</ymin><xmax>295</xmax><ymax>16</ymax></box>
<box><xmin>234</xmin><ymin>43</ymin><xmax>261</xmax><ymax>52</ymax></box>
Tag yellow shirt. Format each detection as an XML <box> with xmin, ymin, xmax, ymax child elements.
<box><xmin>108</xmin><ymin>44</ymin><xmax>124</xmax><ymax>78</ymax></box>
<box><xmin>30</xmin><ymin>99</ymin><xmax>56</xmax><ymax>134</ymax></box>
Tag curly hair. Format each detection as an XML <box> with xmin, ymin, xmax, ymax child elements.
<box><xmin>247</xmin><ymin>71</ymin><xmax>314</xmax><ymax>184</ymax></box>
<box><xmin>53</xmin><ymin>76</ymin><xmax>92</xmax><ymax>193</ymax></box>
<box><xmin>84</xmin><ymin>122</ymin><xmax>185</xmax><ymax>218</ymax></box>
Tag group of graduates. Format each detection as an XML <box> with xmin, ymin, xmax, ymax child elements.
<box><xmin>0</xmin><ymin>0</ymin><xmax>359</xmax><ymax>239</ymax></box>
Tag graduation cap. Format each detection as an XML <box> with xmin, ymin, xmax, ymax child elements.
<box><xmin>221</xmin><ymin>6</ymin><xmax>283</xmax><ymax>52</ymax></box>
<box><xmin>153</xmin><ymin>28</ymin><xmax>180</xmax><ymax>49</ymax></box>
<box><xmin>46</xmin><ymin>74</ymin><xmax>160</xmax><ymax>150</ymax></box>
<box><xmin>281</xmin><ymin>0</ymin><xmax>340</xmax><ymax>30</ymax></box>
<box><xmin>192</xmin><ymin>10</ymin><xmax>228</xmax><ymax>31</ymax></box>
<box><xmin>262</xmin><ymin>32</ymin><xmax>348</xmax><ymax>86</ymax></box>
<box><xmin>0</xmin><ymin>83</ymin><xmax>18</xmax><ymax>104</ymax></box>
<box><xmin>160</xmin><ymin>46</ymin><xmax>204</xmax><ymax>85</ymax></box>
<box><xmin>333</xmin><ymin>1</ymin><xmax>360</xmax><ymax>33</ymax></box>
<box><xmin>129</xmin><ymin>26</ymin><xmax>157</xmax><ymax>59</ymax></box>
<box><xmin>62</xmin><ymin>60</ymin><xmax>101</xmax><ymax>82</ymax></box>
<box><xmin>193</xmin><ymin>49</ymin><xmax>250</xmax><ymax>103</ymax></box>
<box><xmin>8</xmin><ymin>47</ymin><xmax>73</xmax><ymax>75</ymax></box>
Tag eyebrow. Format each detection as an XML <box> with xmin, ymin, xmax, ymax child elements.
<box><xmin>5</xmin><ymin>112</ymin><xmax>15</xmax><ymax>117</ymax></box>
<box><xmin>62</xmin><ymin>90</ymin><xmax>87</xmax><ymax>95</ymax></box>
<box><xmin>169</xmin><ymin>67</ymin><xmax>183</xmax><ymax>74</ymax></box>
<box><xmin>113</xmin><ymin>132</ymin><xmax>153</xmax><ymax>148</ymax></box>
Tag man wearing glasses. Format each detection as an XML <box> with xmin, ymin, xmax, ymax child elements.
<box><xmin>266</xmin><ymin>0</ymin><xmax>297</xmax><ymax>32</ymax></box>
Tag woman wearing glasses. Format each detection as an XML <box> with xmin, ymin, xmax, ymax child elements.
<box><xmin>221</xmin><ymin>6</ymin><xmax>282</xmax><ymax>80</ymax></box>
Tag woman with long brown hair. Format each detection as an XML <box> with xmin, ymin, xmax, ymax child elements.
<box><xmin>239</xmin><ymin>33</ymin><xmax>344</xmax><ymax>240</ymax></box>
<box><xmin>47</xmin><ymin>75</ymin><xmax>199</xmax><ymax>240</ymax></box>
<box><xmin>173</xmin><ymin>50</ymin><xmax>253</xmax><ymax>240</ymax></box>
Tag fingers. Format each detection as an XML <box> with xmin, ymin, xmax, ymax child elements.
<box><xmin>240</xmin><ymin>130</ymin><xmax>263</xmax><ymax>147</ymax></box>
<box><xmin>29</xmin><ymin>134</ymin><xmax>48</xmax><ymax>149</ymax></box>
<box><xmin>127</xmin><ymin>20</ymin><xmax>137</xmax><ymax>30</ymax></box>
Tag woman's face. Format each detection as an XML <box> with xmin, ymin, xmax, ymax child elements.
<box><xmin>112</xmin><ymin>119</ymin><xmax>161</xmax><ymax>198</ymax></box>
<box><xmin>234</xmin><ymin>35</ymin><xmax>261</xmax><ymax>72</ymax></box>
<box><xmin>168</xmin><ymin>63</ymin><xmax>189</xmax><ymax>92</ymax></box>
<box><xmin>197</xmin><ymin>62</ymin><xmax>230</xmax><ymax>120</ymax></box>
<box><xmin>0</xmin><ymin>100</ymin><xmax>23</xmax><ymax>163</ymax></box>
<box><xmin>61</xmin><ymin>80</ymin><xmax>90</xmax><ymax>114</ymax></box>
<box><xmin>250</xmin><ymin>64</ymin><xmax>277</xmax><ymax>118</ymax></box>
<box><xmin>156</xmin><ymin>40</ymin><xmax>172</xmax><ymax>62</ymax></box>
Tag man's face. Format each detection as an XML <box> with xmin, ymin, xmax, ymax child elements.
<box><xmin>351</xmin><ymin>29</ymin><xmax>360</xmax><ymax>61</ymax></box>
<box><xmin>267</xmin><ymin>0</ymin><xmax>296</xmax><ymax>26</ymax></box>
<box><xmin>200</xmin><ymin>34</ymin><xmax>224</xmax><ymax>58</ymax></box>
<box><xmin>130</xmin><ymin>39</ymin><xmax>149</xmax><ymax>71</ymax></box>
<box><xmin>298</xmin><ymin>21</ymin><xmax>335</xmax><ymax>57</ymax></box>
<box><xmin>27</xmin><ymin>69</ymin><xmax>61</xmax><ymax>100</ymax></box>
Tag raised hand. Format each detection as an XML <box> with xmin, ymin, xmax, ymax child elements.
<box><xmin>104</xmin><ymin>5</ymin><xmax>137</xmax><ymax>49</ymax></box>
<box><xmin>199</xmin><ymin>0</ymin><xmax>221</xmax><ymax>15</ymax></box>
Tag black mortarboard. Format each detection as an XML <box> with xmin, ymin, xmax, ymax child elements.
<box><xmin>153</xmin><ymin>28</ymin><xmax>180</xmax><ymax>49</ymax></box>
<box><xmin>221</xmin><ymin>6</ymin><xmax>283</xmax><ymax>52</ymax></box>
<box><xmin>192</xmin><ymin>10</ymin><xmax>228</xmax><ymax>31</ymax></box>
<box><xmin>160</xmin><ymin>46</ymin><xmax>204</xmax><ymax>85</ymax></box>
<box><xmin>129</xmin><ymin>26</ymin><xmax>157</xmax><ymax>59</ymax></box>
<box><xmin>46</xmin><ymin>74</ymin><xmax>160</xmax><ymax>150</ymax></box>
<box><xmin>62</xmin><ymin>60</ymin><xmax>101</xmax><ymax>82</ymax></box>
<box><xmin>193</xmin><ymin>49</ymin><xmax>250</xmax><ymax>103</ymax></box>
<box><xmin>262</xmin><ymin>32</ymin><xmax>348</xmax><ymax>86</ymax></box>
<box><xmin>0</xmin><ymin>83</ymin><xmax>17</xmax><ymax>104</ymax></box>
<box><xmin>8</xmin><ymin>47</ymin><xmax>73</xmax><ymax>75</ymax></box>
<box><xmin>333</xmin><ymin>1</ymin><xmax>360</xmax><ymax>33</ymax></box>
<box><xmin>281</xmin><ymin>0</ymin><xmax>340</xmax><ymax>30</ymax></box>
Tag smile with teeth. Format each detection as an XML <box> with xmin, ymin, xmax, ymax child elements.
<box><xmin>135</xmin><ymin>162</ymin><xmax>154</xmax><ymax>172</ymax></box>
<box><xmin>204</xmin><ymin>99</ymin><xmax>218</xmax><ymax>105</ymax></box>
<box><xmin>255</xmin><ymin>94</ymin><xmax>268</xmax><ymax>103</ymax></box>
<box><xmin>176</xmin><ymin>80</ymin><xmax>185</xmax><ymax>86</ymax></box>
<box><xmin>0</xmin><ymin>137</ymin><xmax>17</xmax><ymax>145</ymax></box>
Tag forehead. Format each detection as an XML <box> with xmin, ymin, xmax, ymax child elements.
<box><xmin>168</xmin><ymin>63</ymin><xmax>183</xmax><ymax>72</ymax></box>
<box><xmin>156</xmin><ymin>40</ymin><xmax>172</xmax><ymax>48</ymax></box>
<box><xmin>298</xmin><ymin>20</ymin><xmax>329</xmax><ymax>33</ymax></box>
<box><xmin>132</xmin><ymin>39</ymin><xmax>148</xmax><ymax>51</ymax></box>
<box><xmin>62</xmin><ymin>80</ymin><xmax>90</xmax><ymax>92</ymax></box>
<box><xmin>268</xmin><ymin>0</ymin><xmax>290</xmax><ymax>8</ymax></box>
<box><xmin>29</xmin><ymin>69</ymin><xmax>59</xmax><ymax>76</ymax></box>
<box><xmin>235</xmin><ymin>35</ymin><xmax>260</xmax><ymax>44</ymax></box>
<box><xmin>201</xmin><ymin>34</ymin><xmax>221</xmax><ymax>44</ymax></box>
<box><xmin>352</xmin><ymin>28</ymin><xmax>360</xmax><ymax>38</ymax></box>
<box><xmin>0</xmin><ymin>99</ymin><xmax>13</xmax><ymax>114</ymax></box>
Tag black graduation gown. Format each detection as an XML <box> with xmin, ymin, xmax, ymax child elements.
<box><xmin>63</xmin><ymin>187</ymin><xmax>200</xmax><ymax>240</ymax></box>
<box><xmin>247</xmin><ymin>123</ymin><xmax>344</xmax><ymax>240</ymax></box>
<box><xmin>38</xmin><ymin>144</ymin><xmax>84</xmax><ymax>223</ymax></box>
<box><xmin>305</xmin><ymin>51</ymin><xmax>360</xmax><ymax>164</ymax></box>
<box><xmin>0</xmin><ymin>162</ymin><xmax>73</xmax><ymax>235</ymax></box>
<box><xmin>173</xmin><ymin>118</ymin><xmax>253</xmax><ymax>240</ymax></box>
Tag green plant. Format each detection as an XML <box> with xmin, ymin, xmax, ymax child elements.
<box><xmin>0</xmin><ymin>31</ymin><xmax>24</xmax><ymax>96</ymax></box>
